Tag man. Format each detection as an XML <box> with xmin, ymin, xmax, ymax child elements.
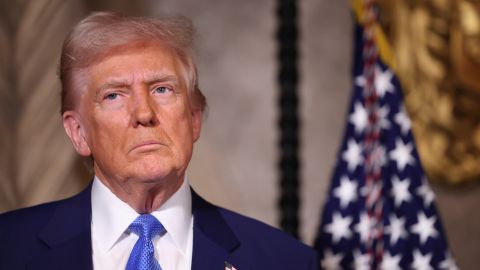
<box><xmin>0</xmin><ymin>12</ymin><xmax>318</xmax><ymax>270</ymax></box>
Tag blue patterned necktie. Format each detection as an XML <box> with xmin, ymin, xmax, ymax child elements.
<box><xmin>126</xmin><ymin>214</ymin><xmax>166</xmax><ymax>270</ymax></box>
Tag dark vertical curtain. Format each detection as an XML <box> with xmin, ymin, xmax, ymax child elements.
<box><xmin>276</xmin><ymin>0</ymin><xmax>300</xmax><ymax>238</ymax></box>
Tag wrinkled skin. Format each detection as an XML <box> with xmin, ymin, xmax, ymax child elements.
<box><xmin>62</xmin><ymin>43</ymin><xmax>202</xmax><ymax>213</ymax></box>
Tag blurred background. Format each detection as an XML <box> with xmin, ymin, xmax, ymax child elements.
<box><xmin>0</xmin><ymin>0</ymin><xmax>479</xmax><ymax>269</ymax></box>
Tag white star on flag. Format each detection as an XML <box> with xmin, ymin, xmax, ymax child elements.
<box><xmin>355</xmin><ymin>65</ymin><xmax>395</xmax><ymax>98</ymax></box>
<box><xmin>342</xmin><ymin>139</ymin><xmax>363</xmax><ymax>172</ymax></box>
<box><xmin>352</xmin><ymin>250</ymin><xmax>370</xmax><ymax>270</ymax></box>
<box><xmin>439</xmin><ymin>252</ymin><xmax>459</xmax><ymax>270</ymax></box>
<box><xmin>391</xmin><ymin>176</ymin><xmax>412</xmax><ymax>207</ymax></box>
<box><xmin>349</xmin><ymin>102</ymin><xmax>368</xmax><ymax>134</ymax></box>
<box><xmin>416</xmin><ymin>178</ymin><xmax>435</xmax><ymax>208</ymax></box>
<box><xmin>411</xmin><ymin>249</ymin><xmax>433</xmax><ymax>270</ymax></box>
<box><xmin>411</xmin><ymin>212</ymin><xmax>438</xmax><ymax>244</ymax></box>
<box><xmin>333</xmin><ymin>176</ymin><xmax>358</xmax><ymax>208</ymax></box>
<box><xmin>354</xmin><ymin>212</ymin><xmax>374</xmax><ymax>243</ymax></box>
<box><xmin>389</xmin><ymin>138</ymin><xmax>415</xmax><ymax>171</ymax></box>
<box><xmin>378</xmin><ymin>105</ymin><xmax>391</xmax><ymax>130</ymax></box>
<box><xmin>321</xmin><ymin>249</ymin><xmax>343</xmax><ymax>270</ymax></box>
<box><xmin>394</xmin><ymin>105</ymin><xmax>411</xmax><ymax>135</ymax></box>
<box><xmin>380</xmin><ymin>251</ymin><xmax>402</xmax><ymax>270</ymax></box>
<box><xmin>324</xmin><ymin>212</ymin><xmax>353</xmax><ymax>243</ymax></box>
<box><xmin>384</xmin><ymin>214</ymin><xmax>407</xmax><ymax>245</ymax></box>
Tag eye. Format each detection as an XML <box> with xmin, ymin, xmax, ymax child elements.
<box><xmin>105</xmin><ymin>93</ymin><xmax>118</xmax><ymax>100</ymax></box>
<box><xmin>154</xmin><ymin>86</ymin><xmax>171</xmax><ymax>94</ymax></box>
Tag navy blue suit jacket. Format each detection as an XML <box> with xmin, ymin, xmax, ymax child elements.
<box><xmin>0</xmin><ymin>183</ymin><xmax>318</xmax><ymax>269</ymax></box>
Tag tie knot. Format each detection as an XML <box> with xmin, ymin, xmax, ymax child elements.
<box><xmin>129</xmin><ymin>214</ymin><xmax>165</xmax><ymax>240</ymax></box>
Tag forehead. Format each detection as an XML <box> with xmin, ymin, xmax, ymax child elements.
<box><xmin>86</xmin><ymin>43</ymin><xmax>183</xmax><ymax>85</ymax></box>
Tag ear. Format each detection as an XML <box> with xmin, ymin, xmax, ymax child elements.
<box><xmin>191</xmin><ymin>108</ymin><xmax>202</xmax><ymax>142</ymax></box>
<box><xmin>62</xmin><ymin>111</ymin><xmax>92</xmax><ymax>156</ymax></box>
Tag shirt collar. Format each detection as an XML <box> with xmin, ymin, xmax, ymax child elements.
<box><xmin>91</xmin><ymin>176</ymin><xmax>192</xmax><ymax>254</ymax></box>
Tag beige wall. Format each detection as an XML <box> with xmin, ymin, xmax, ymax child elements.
<box><xmin>0</xmin><ymin>0</ymin><xmax>90</xmax><ymax>211</ymax></box>
<box><xmin>0</xmin><ymin>1</ymin><xmax>479</xmax><ymax>269</ymax></box>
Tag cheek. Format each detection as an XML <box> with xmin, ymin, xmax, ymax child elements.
<box><xmin>172</xmin><ymin>108</ymin><xmax>194</xmax><ymax>137</ymax></box>
<box><xmin>163</xmin><ymin>107</ymin><xmax>195</xmax><ymax>151</ymax></box>
<box><xmin>87</xmin><ymin>114</ymin><xmax>128</xmax><ymax>152</ymax></box>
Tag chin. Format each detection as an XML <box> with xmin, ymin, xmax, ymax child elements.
<box><xmin>122</xmin><ymin>152</ymin><xmax>187</xmax><ymax>181</ymax></box>
<box><xmin>131</xmin><ymin>160</ymin><xmax>181</xmax><ymax>181</ymax></box>
<box><xmin>128</xmin><ymin>168</ymin><xmax>169</xmax><ymax>181</ymax></box>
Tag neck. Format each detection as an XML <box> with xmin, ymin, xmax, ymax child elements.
<box><xmin>96</xmin><ymin>173</ymin><xmax>184</xmax><ymax>214</ymax></box>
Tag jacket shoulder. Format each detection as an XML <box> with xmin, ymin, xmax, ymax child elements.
<box><xmin>0</xmin><ymin>186</ymin><xmax>91</xmax><ymax>270</ymax></box>
<box><xmin>218</xmin><ymin>207</ymin><xmax>318</xmax><ymax>269</ymax></box>
<box><xmin>0</xmin><ymin>199</ymin><xmax>69</xmax><ymax>240</ymax></box>
<box><xmin>0</xmin><ymin>200</ymin><xmax>64</xmax><ymax>268</ymax></box>
<box><xmin>0</xmin><ymin>182</ymin><xmax>92</xmax><ymax>233</ymax></box>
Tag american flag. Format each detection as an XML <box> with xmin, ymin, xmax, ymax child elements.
<box><xmin>314</xmin><ymin>2</ymin><xmax>457</xmax><ymax>270</ymax></box>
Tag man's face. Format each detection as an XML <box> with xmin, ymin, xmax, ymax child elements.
<box><xmin>63</xmin><ymin>43</ymin><xmax>201</xmax><ymax>187</ymax></box>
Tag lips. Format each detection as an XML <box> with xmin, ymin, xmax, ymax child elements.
<box><xmin>129</xmin><ymin>140</ymin><xmax>166</xmax><ymax>153</ymax></box>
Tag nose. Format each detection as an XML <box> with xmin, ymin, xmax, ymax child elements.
<box><xmin>131</xmin><ymin>91</ymin><xmax>158</xmax><ymax>127</ymax></box>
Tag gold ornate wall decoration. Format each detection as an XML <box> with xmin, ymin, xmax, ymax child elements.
<box><xmin>377</xmin><ymin>0</ymin><xmax>480</xmax><ymax>184</ymax></box>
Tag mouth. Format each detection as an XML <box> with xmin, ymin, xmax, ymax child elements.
<box><xmin>129</xmin><ymin>140</ymin><xmax>166</xmax><ymax>153</ymax></box>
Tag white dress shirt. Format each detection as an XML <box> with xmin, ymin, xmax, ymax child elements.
<box><xmin>91</xmin><ymin>176</ymin><xmax>193</xmax><ymax>270</ymax></box>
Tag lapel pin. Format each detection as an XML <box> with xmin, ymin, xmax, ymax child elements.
<box><xmin>224</xmin><ymin>261</ymin><xmax>237</xmax><ymax>270</ymax></box>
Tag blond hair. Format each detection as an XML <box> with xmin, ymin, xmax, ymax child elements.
<box><xmin>59</xmin><ymin>11</ymin><xmax>206</xmax><ymax>114</ymax></box>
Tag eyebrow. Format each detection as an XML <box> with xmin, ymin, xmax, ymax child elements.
<box><xmin>97</xmin><ymin>79</ymin><xmax>130</xmax><ymax>91</ymax></box>
<box><xmin>145</xmin><ymin>74</ymin><xmax>178</xmax><ymax>86</ymax></box>
<box><xmin>97</xmin><ymin>74</ymin><xmax>179</xmax><ymax>92</ymax></box>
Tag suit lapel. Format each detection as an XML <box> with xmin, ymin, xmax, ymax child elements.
<box><xmin>191</xmin><ymin>190</ymin><xmax>252</xmax><ymax>270</ymax></box>
<box><xmin>29</xmin><ymin>183</ymin><xmax>93</xmax><ymax>270</ymax></box>
<box><xmin>24</xmin><ymin>184</ymin><xmax>251</xmax><ymax>269</ymax></box>
<box><xmin>191</xmin><ymin>225</ymin><xmax>232</xmax><ymax>269</ymax></box>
